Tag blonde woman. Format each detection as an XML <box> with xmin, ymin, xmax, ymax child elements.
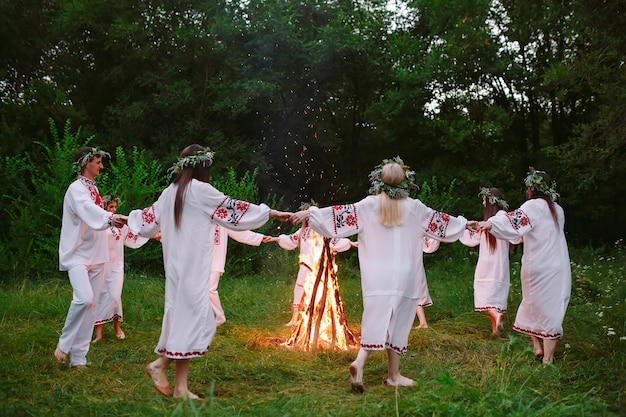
<box><xmin>291</xmin><ymin>157</ymin><xmax>476</xmax><ymax>392</ymax></box>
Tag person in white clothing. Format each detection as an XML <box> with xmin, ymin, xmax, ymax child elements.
<box><xmin>54</xmin><ymin>147</ymin><xmax>128</xmax><ymax>368</ymax></box>
<box><xmin>479</xmin><ymin>168</ymin><xmax>571</xmax><ymax>365</ymax></box>
<box><xmin>414</xmin><ymin>236</ymin><xmax>440</xmax><ymax>329</ymax></box>
<box><xmin>290</xmin><ymin>157</ymin><xmax>477</xmax><ymax>392</ymax></box>
<box><xmin>278</xmin><ymin>201</ymin><xmax>356</xmax><ymax>326</ymax></box>
<box><xmin>460</xmin><ymin>187</ymin><xmax>520</xmax><ymax>336</ymax></box>
<box><xmin>93</xmin><ymin>195</ymin><xmax>149</xmax><ymax>342</ymax></box>
<box><xmin>128</xmin><ymin>144</ymin><xmax>290</xmax><ymax>400</ymax></box>
<box><xmin>210</xmin><ymin>224</ymin><xmax>277</xmax><ymax>326</ymax></box>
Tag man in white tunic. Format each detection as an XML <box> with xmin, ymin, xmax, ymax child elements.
<box><xmin>480</xmin><ymin>169</ymin><xmax>571</xmax><ymax>365</ymax></box>
<box><xmin>129</xmin><ymin>144</ymin><xmax>290</xmax><ymax>400</ymax></box>
<box><xmin>291</xmin><ymin>157</ymin><xmax>477</xmax><ymax>392</ymax></box>
<box><xmin>210</xmin><ymin>224</ymin><xmax>277</xmax><ymax>326</ymax></box>
<box><xmin>54</xmin><ymin>147</ymin><xmax>127</xmax><ymax>368</ymax></box>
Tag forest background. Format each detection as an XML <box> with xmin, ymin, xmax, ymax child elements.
<box><xmin>1</xmin><ymin>0</ymin><xmax>625</xmax><ymax>279</ymax></box>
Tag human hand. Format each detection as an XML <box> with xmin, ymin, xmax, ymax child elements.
<box><xmin>262</xmin><ymin>236</ymin><xmax>278</xmax><ymax>243</ymax></box>
<box><xmin>112</xmin><ymin>214</ymin><xmax>128</xmax><ymax>228</ymax></box>
<box><xmin>478</xmin><ymin>221</ymin><xmax>492</xmax><ymax>231</ymax></box>
<box><xmin>466</xmin><ymin>220</ymin><xmax>479</xmax><ymax>232</ymax></box>
<box><xmin>270</xmin><ymin>210</ymin><xmax>292</xmax><ymax>222</ymax></box>
<box><xmin>290</xmin><ymin>210</ymin><xmax>309</xmax><ymax>225</ymax></box>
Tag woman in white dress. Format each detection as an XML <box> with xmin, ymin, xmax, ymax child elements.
<box><xmin>479</xmin><ymin>169</ymin><xmax>571</xmax><ymax>365</ymax></box>
<box><xmin>93</xmin><ymin>195</ymin><xmax>149</xmax><ymax>342</ymax></box>
<box><xmin>290</xmin><ymin>157</ymin><xmax>476</xmax><ymax>392</ymax></box>
<box><xmin>460</xmin><ymin>188</ymin><xmax>519</xmax><ymax>336</ymax></box>
<box><xmin>128</xmin><ymin>144</ymin><xmax>290</xmax><ymax>399</ymax></box>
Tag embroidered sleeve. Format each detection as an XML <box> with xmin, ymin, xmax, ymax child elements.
<box><xmin>506</xmin><ymin>209</ymin><xmax>532</xmax><ymax>232</ymax></box>
<box><xmin>211</xmin><ymin>197</ymin><xmax>251</xmax><ymax>226</ymax></box>
<box><xmin>331</xmin><ymin>204</ymin><xmax>359</xmax><ymax>235</ymax></box>
<box><xmin>427</xmin><ymin>211</ymin><xmax>451</xmax><ymax>238</ymax></box>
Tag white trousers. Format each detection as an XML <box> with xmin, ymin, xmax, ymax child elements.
<box><xmin>209</xmin><ymin>271</ymin><xmax>226</xmax><ymax>325</ymax></box>
<box><xmin>58</xmin><ymin>263</ymin><xmax>106</xmax><ymax>366</ymax></box>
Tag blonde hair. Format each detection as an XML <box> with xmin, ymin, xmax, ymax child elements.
<box><xmin>379</xmin><ymin>163</ymin><xmax>405</xmax><ymax>227</ymax></box>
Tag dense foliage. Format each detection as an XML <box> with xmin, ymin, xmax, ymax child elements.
<box><xmin>1</xmin><ymin>0</ymin><xmax>624</xmax><ymax>273</ymax></box>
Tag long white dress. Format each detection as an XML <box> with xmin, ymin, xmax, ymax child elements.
<box><xmin>487</xmin><ymin>199</ymin><xmax>571</xmax><ymax>339</ymax></box>
<box><xmin>95</xmin><ymin>225</ymin><xmax>149</xmax><ymax>325</ymax></box>
<box><xmin>419</xmin><ymin>237</ymin><xmax>440</xmax><ymax>308</ymax></box>
<box><xmin>128</xmin><ymin>179</ymin><xmax>271</xmax><ymax>358</ymax></box>
<box><xmin>459</xmin><ymin>210</ymin><xmax>519</xmax><ymax>313</ymax></box>
<box><xmin>308</xmin><ymin>196</ymin><xmax>467</xmax><ymax>353</ymax></box>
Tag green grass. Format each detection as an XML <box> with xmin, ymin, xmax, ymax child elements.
<box><xmin>0</xmin><ymin>244</ymin><xmax>624</xmax><ymax>416</ymax></box>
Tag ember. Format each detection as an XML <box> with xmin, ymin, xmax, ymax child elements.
<box><xmin>284</xmin><ymin>238</ymin><xmax>358</xmax><ymax>351</ymax></box>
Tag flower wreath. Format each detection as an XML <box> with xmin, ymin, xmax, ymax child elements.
<box><xmin>73</xmin><ymin>148</ymin><xmax>110</xmax><ymax>174</ymax></box>
<box><xmin>478</xmin><ymin>187</ymin><xmax>509</xmax><ymax>210</ymax></box>
<box><xmin>368</xmin><ymin>156</ymin><xmax>418</xmax><ymax>199</ymax></box>
<box><xmin>102</xmin><ymin>194</ymin><xmax>121</xmax><ymax>209</ymax></box>
<box><xmin>167</xmin><ymin>147</ymin><xmax>215</xmax><ymax>176</ymax></box>
<box><xmin>524</xmin><ymin>167</ymin><xmax>560</xmax><ymax>202</ymax></box>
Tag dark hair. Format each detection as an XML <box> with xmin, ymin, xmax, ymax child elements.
<box><xmin>74</xmin><ymin>147</ymin><xmax>95</xmax><ymax>162</ymax></box>
<box><xmin>484</xmin><ymin>188</ymin><xmax>506</xmax><ymax>252</ymax></box>
<box><xmin>526</xmin><ymin>171</ymin><xmax>558</xmax><ymax>224</ymax></box>
<box><xmin>173</xmin><ymin>144</ymin><xmax>212</xmax><ymax>228</ymax></box>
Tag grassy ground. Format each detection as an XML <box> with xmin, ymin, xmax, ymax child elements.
<box><xmin>0</xmin><ymin>244</ymin><xmax>624</xmax><ymax>416</ymax></box>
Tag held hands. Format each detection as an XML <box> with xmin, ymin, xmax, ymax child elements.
<box><xmin>270</xmin><ymin>210</ymin><xmax>292</xmax><ymax>223</ymax></box>
<box><xmin>289</xmin><ymin>210</ymin><xmax>310</xmax><ymax>225</ymax></box>
<box><xmin>262</xmin><ymin>236</ymin><xmax>279</xmax><ymax>243</ymax></box>
<box><xmin>478</xmin><ymin>221</ymin><xmax>492</xmax><ymax>231</ymax></box>
<box><xmin>112</xmin><ymin>214</ymin><xmax>128</xmax><ymax>228</ymax></box>
<box><xmin>466</xmin><ymin>220</ymin><xmax>479</xmax><ymax>232</ymax></box>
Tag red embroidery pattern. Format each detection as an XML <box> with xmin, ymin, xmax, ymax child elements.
<box><xmin>360</xmin><ymin>343</ymin><xmax>384</xmax><ymax>350</ymax></box>
<box><xmin>109</xmin><ymin>227</ymin><xmax>122</xmax><ymax>241</ymax></box>
<box><xmin>418</xmin><ymin>301</ymin><xmax>433</xmax><ymax>308</ymax></box>
<box><xmin>427</xmin><ymin>211</ymin><xmax>451</xmax><ymax>238</ymax></box>
<box><xmin>385</xmin><ymin>342</ymin><xmax>408</xmax><ymax>355</ymax></box>
<box><xmin>506</xmin><ymin>209</ymin><xmax>531</xmax><ymax>232</ymax></box>
<box><xmin>211</xmin><ymin>197</ymin><xmax>250</xmax><ymax>226</ymax></box>
<box><xmin>156</xmin><ymin>347</ymin><xmax>210</xmax><ymax>358</ymax></box>
<box><xmin>142</xmin><ymin>206</ymin><xmax>156</xmax><ymax>224</ymax></box>
<box><xmin>331</xmin><ymin>204</ymin><xmax>358</xmax><ymax>235</ymax></box>
<box><xmin>95</xmin><ymin>314</ymin><xmax>123</xmax><ymax>325</ymax></box>
<box><xmin>512</xmin><ymin>325</ymin><xmax>560</xmax><ymax>339</ymax></box>
<box><xmin>78</xmin><ymin>176</ymin><xmax>103</xmax><ymax>208</ymax></box>
<box><xmin>214</xmin><ymin>226</ymin><xmax>221</xmax><ymax>245</ymax></box>
<box><xmin>475</xmin><ymin>306</ymin><xmax>507</xmax><ymax>313</ymax></box>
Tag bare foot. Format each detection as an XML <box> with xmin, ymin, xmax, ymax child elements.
<box><xmin>414</xmin><ymin>323</ymin><xmax>429</xmax><ymax>329</ymax></box>
<box><xmin>92</xmin><ymin>336</ymin><xmax>103</xmax><ymax>343</ymax></box>
<box><xmin>386</xmin><ymin>375</ymin><xmax>415</xmax><ymax>387</ymax></box>
<box><xmin>145</xmin><ymin>362</ymin><xmax>172</xmax><ymax>397</ymax></box>
<box><xmin>115</xmin><ymin>330</ymin><xmax>126</xmax><ymax>340</ymax></box>
<box><xmin>349</xmin><ymin>361</ymin><xmax>364</xmax><ymax>393</ymax></box>
<box><xmin>174</xmin><ymin>390</ymin><xmax>201</xmax><ymax>400</ymax></box>
<box><xmin>54</xmin><ymin>344</ymin><xmax>67</xmax><ymax>365</ymax></box>
<box><xmin>284</xmin><ymin>320</ymin><xmax>293</xmax><ymax>327</ymax></box>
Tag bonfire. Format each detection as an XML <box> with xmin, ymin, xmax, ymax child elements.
<box><xmin>284</xmin><ymin>237</ymin><xmax>359</xmax><ymax>351</ymax></box>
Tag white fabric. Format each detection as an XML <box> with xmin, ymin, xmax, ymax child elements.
<box><xmin>211</xmin><ymin>225</ymin><xmax>264</xmax><ymax>273</ymax></box>
<box><xmin>209</xmin><ymin>225</ymin><xmax>265</xmax><ymax>324</ymax></box>
<box><xmin>128</xmin><ymin>179</ymin><xmax>271</xmax><ymax>358</ymax></box>
<box><xmin>308</xmin><ymin>196</ymin><xmax>467</xmax><ymax>352</ymax></box>
<box><xmin>459</xmin><ymin>210</ymin><xmax>519</xmax><ymax>313</ymax></box>
<box><xmin>488</xmin><ymin>199</ymin><xmax>571</xmax><ymax>339</ymax></box>
<box><xmin>418</xmin><ymin>237</ymin><xmax>440</xmax><ymax>307</ymax></box>
<box><xmin>278</xmin><ymin>226</ymin><xmax>353</xmax><ymax>306</ymax></box>
<box><xmin>57</xmin><ymin>175</ymin><xmax>113</xmax><ymax>366</ymax></box>
<box><xmin>59</xmin><ymin>176</ymin><xmax>113</xmax><ymax>271</ymax></box>
<box><xmin>95</xmin><ymin>225</ymin><xmax>149</xmax><ymax>325</ymax></box>
<box><xmin>59</xmin><ymin>263</ymin><xmax>106</xmax><ymax>366</ymax></box>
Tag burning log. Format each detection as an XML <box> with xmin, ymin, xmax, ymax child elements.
<box><xmin>284</xmin><ymin>237</ymin><xmax>358</xmax><ymax>351</ymax></box>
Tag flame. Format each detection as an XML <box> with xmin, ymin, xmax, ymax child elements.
<box><xmin>284</xmin><ymin>237</ymin><xmax>358</xmax><ymax>351</ymax></box>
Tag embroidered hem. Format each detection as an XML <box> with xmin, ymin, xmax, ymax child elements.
<box><xmin>512</xmin><ymin>325</ymin><xmax>561</xmax><ymax>340</ymax></box>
